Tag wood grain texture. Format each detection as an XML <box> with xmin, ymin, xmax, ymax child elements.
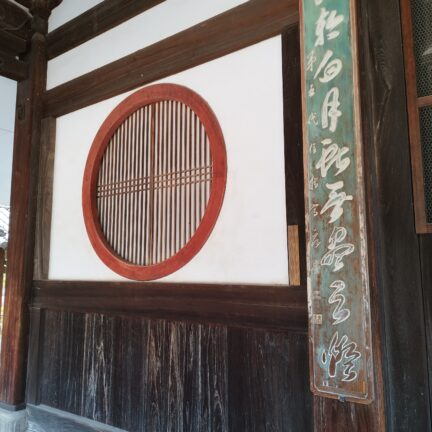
<box><xmin>37</xmin><ymin>311</ymin><xmax>230</xmax><ymax>432</ymax></box>
<box><xmin>32</xmin><ymin>280</ymin><xmax>308</xmax><ymax>333</ymax></box>
<box><xmin>0</xmin><ymin>49</ymin><xmax>28</xmax><ymax>81</ymax></box>
<box><xmin>43</xmin><ymin>0</ymin><xmax>299</xmax><ymax>118</ymax></box>
<box><xmin>33</xmin><ymin>117</ymin><xmax>56</xmax><ymax>280</ymax></box>
<box><xmin>32</xmin><ymin>310</ymin><xmax>312</xmax><ymax>432</ymax></box>
<box><xmin>228</xmin><ymin>329</ymin><xmax>312</xmax><ymax>431</ymax></box>
<box><xmin>47</xmin><ymin>0</ymin><xmax>165</xmax><ymax>59</ymax></box>
<box><xmin>0</xmin><ymin>15</ymin><xmax>48</xmax><ymax>405</ymax></box>
<box><xmin>282</xmin><ymin>27</ymin><xmax>306</xmax><ymax>286</ymax></box>
<box><xmin>0</xmin><ymin>0</ymin><xmax>32</xmax><ymax>40</ymax></box>
<box><xmin>356</xmin><ymin>0</ymin><xmax>430</xmax><ymax>429</ymax></box>
<box><xmin>0</xmin><ymin>29</ymin><xmax>27</xmax><ymax>55</ymax></box>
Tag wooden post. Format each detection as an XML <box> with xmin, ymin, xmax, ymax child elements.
<box><xmin>0</xmin><ymin>1</ymin><xmax>50</xmax><ymax>408</ymax></box>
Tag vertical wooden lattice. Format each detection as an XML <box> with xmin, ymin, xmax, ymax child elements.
<box><xmin>96</xmin><ymin>102</ymin><xmax>213</xmax><ymax>265</ymax></box>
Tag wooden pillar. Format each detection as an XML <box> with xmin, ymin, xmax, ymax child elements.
<box><xmin>0</xmin><ymin>1</ymin><xmax>50</xmax><ymax>408</ymax></box>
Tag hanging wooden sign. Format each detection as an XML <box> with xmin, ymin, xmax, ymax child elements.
<box><xmin>300</xmin><ymin>0</ymin><xmax>374</xmax><ymax>403</ymax></box>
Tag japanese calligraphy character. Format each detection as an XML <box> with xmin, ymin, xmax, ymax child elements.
<box><xmin>314</xmin><ymin>50</ymin><xmax>342</xmax><ymax>83</ymax></box>
<box><xmin>308</xmin><ymin>84</ymin><xmax>316</xmax><ymax>98</ymax></box>
<box><xmin>329</xmin><ymin>280</ymin><xmax>350</xmax><ymax>325</ymax></box>
<box><xmin>321</xmin><ymin>332</ymin><xmax>361</xmax><ymax>382</ymax></box>
<box><xmin>316</xmin><ymin>139</ymin><xmax>350</xmax><ymax>178</ymax></box>
<box><xmin>306</xmin><ymin>50</ymin><xmax>317</xmax><ymax>73</ymax></box>
<box><xmin>320</xmin><ymin>181</ymin><xmax>353</xmax><ymax>223</ymax></box>
<box><xmin>315</xmin><ymin>8</ymin><xmax>344</xmax><ymax>47</ymax></box>
<box><xmin>309</xmin><ymin>142</ymin><xmax>317</xmax><ymax>154</ymax></box>
<box><xmin>309</xmin><ymin>175</ymin><xmax>319</xmax><ymax>191</ymax></box>
<box><xmin>321</xmin><ymin>226</ymin><xmax>354</xmax><ymax>271</ymax></box>
<box><xmin>308</xmin><ymin>112</ymin><xmax>319</xmax><ymax>126</ymax></box>
<box><xmin>311</xmin><ymin>203</ymin><xmax>320</xmax><ymax>217</ymax></box>
<box><xmin>312</xmin><ymin>228</ymin><xmax>321</xmax><ymax>249</ymax></box>
<box><xmin>322</xmin><ymin>87</ymin><xmax>341</xmax><ymax>132</ymax></box>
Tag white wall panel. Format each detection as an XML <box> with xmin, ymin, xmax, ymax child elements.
<box><xmin>49</xmin><ymin>37</ymin><xmax>289</xmax><ymax>285</ymax></box>
<box><xmin>47</xmin><ymin>0</ymin><xmax>248</xmax><ymax>89</ymax></box>
<box><xmin>49</xmin><ymin>0</ymin><xmax>104</xmax><ymax>32</ymax></box>
<box><xmin>0</xmin><ymin>77</ymin><xmax>16</xmax><ymax>206</ymax></box>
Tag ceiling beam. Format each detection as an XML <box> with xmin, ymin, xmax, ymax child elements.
<box><xmin>0</xmin><ymin>0</ymin><xmax>32</xmax><ymax>39</ymax></box>
<box><xmin>0</xmin><ymin>48</ymin><xmax>28</xmax><ymax>80</ymax></box>
<box><xmin>44</xmin><ymin>0</ymin><xmax>299</xmax><ymax>117</ymax></box>
<box><xmin>47</xmin><ymin>0</ymin><xmax>165</xmax><ymax>60</ymax></box>
<box><xmin>0</xmin><ymin>28</ymin><xmax>27</xmax><ymax>55</ymax></box>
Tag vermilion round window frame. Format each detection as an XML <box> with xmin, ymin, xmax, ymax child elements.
<box><xmin>82</xmin><ymin>84</ymin><xmax>227</xmax><ymax>281</ymax></box>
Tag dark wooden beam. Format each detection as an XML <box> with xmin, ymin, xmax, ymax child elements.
<box><xmin>32</xmin><ymin>280</ymin><xmax>308</xmax><ymax>333</ymax></box>
<box><xmin>47</xmin><ymin>0</ymin><xmax>165</xmax><ymax>60</ymax></box>
<box><xmin>44</xmin><ymin>0</ymin><xmax>298</xmax><ymax>118</ymax></box>
<box><xmin>0</xmin><ymin>7</ymin><xmax>49</xmax><ymax>408</ymax></box>
<box><xmin>0</xmin><ymin>28</ymin><xmax>27</xmax><ymax>54</ymax></box>
<box><xmin>0</xmin><ymin>0</ymin><xmax>32</xmax><ymax>40</ymax></box>
<box><xmin>0</xmin><ymin>49</ymin><xmax>28</xmax><ymax>80</ymax></box>
<box><xmin>12</xmin><ymin>0</ymin><xmax>31</xmax><ymax>9</ymax></box>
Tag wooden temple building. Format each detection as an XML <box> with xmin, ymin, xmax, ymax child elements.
<box><xmin>0</xmin><ymin>0</ymin><xmax>431</xmax><ymax>430</ymax></box>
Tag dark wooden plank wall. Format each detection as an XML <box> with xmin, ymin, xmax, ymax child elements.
<box><xmin>31</xmin><ymin>309</ymin><xmax>312</xmax><ymax>432</ymax></box>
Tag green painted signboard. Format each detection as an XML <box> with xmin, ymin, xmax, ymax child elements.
<box><xmin>300</xmin><ymin>0</ymin><xmax>374</xmax><ymax>403</ymax></box>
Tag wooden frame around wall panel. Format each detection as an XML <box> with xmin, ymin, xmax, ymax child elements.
<box><xmin>43</xmin><ymin>0</ymin><xmax>299</xmax><ymax>118</ymax></box>
<box><xmin>400</xmin><ymin>0</ymin><xmax>432</xmax><ymax>234</ymax></box>
<box><xmin>31</xmin><ymin>4</ymin><xmax>306</xmax><ymax>319</ymax></box>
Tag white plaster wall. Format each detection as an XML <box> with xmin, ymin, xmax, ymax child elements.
<box><xmin>47</xmin><ymin>0</ymin><xmax>248</xmax><ymax>89</ymax></box>
<box><xmin>49</xmin><ymin>37</ymin><xmax>290</xmax><ymax>285</ymax></box>
<box><xmin>0</xmin><ymin>77</ymin><xmax>17</xmax><ymax>207</ymax></box>
<box><xmin>49</xmin><ymin>0</ymin><xmax>104</xmax><ymax>32</ymax></box>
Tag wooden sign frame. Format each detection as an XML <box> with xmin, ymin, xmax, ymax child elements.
<box><xmin>300</xmin><ymin>0</ymin><xmax>374</xmax><ymax>403</ymax></box>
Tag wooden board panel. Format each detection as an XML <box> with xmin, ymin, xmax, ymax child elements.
<box><xmin>38</xmin><ymin>311</ymin><xmax>230</xmax><ymax>431</ymax></box>
<box><xmin>228</xmin><ymin>329</ymin><xmax>312</xmax><ymax>431</ymax></box>
<box><xmin>33</xmin><ymin>310</ymin><xmax>313</xmax><ymax>432</ymax></box>
<box><xmin>300</xmin><ymin>0</ymin><xmax>373</xmax><ymax>402</ymax></box>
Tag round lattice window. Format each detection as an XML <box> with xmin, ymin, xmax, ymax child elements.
<box><xmin>82</xmin><ymin>84</ymin><xmax>227</xmax><ymax>280</ymax></box>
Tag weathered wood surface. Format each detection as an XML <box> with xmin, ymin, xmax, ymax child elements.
<box><xmin>0</xmin><ymin>29</ymin><xmax>27</xmax><ymax>55</ymax></box>
<box><xmin>47</xmin><ymin>0</ymin><xmax>165</xmax><ymax>59</ymax></box>
<box><xmin>312</xmin><ymin>0</ymin><xmax>431</xmax><ymax>429</ymax></box>
<box><xmin>0</xmin><ymin>7</ymin><xmax>49</xmax><ymax>405</ymax></box>
<box><xmin>0</xmin><ymin>0</ymin><xmax>32</xmax><ymax>40</ymax></box>
<box><xmin>44</xmin><ymin>0</ymin><xmax>299</xmax><ymax>118</ymax></box>
<box><xmin>33</xmin><ymin>311</ymin><xmax>312</xmax><ymax>432</ymax></box>
<box><xmin>32</xmin><ymin>280</ymin><xmax>308</xmax><ymax>333</ymax></box>
<box><xmin>228</xmin><ymin>329</ymin><xmax>312</xmax><ymax>431</ymax></box>
<box><xmin>33</xmin><ymin>117</ymin><xmax>56</xmax><ymax>280</ymax></box>
<box><xmin>0</xmin><ymin>49</ymin><xmax>28</xmax><ymax>81</ymax></box>
<box><xmin>301</xmin><ymin>0</ymin><xmax>373</xmax><ymax>402</ymax></box>
<box><xmin>33</xmin><ymin>310</ymin><xmax>312</xmax><ymax>432</ymax></box>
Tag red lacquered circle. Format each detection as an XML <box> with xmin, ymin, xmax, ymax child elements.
<box><xmin>82</xmin><ymin>84</ymin><xmax>227</xmax><ymax>280</ymax></box>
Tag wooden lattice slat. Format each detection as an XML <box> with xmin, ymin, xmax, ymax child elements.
<box><xmin>83</xmin><ymin>84</ymin><xmax>227</xmax><ymax>281</ymax></box>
